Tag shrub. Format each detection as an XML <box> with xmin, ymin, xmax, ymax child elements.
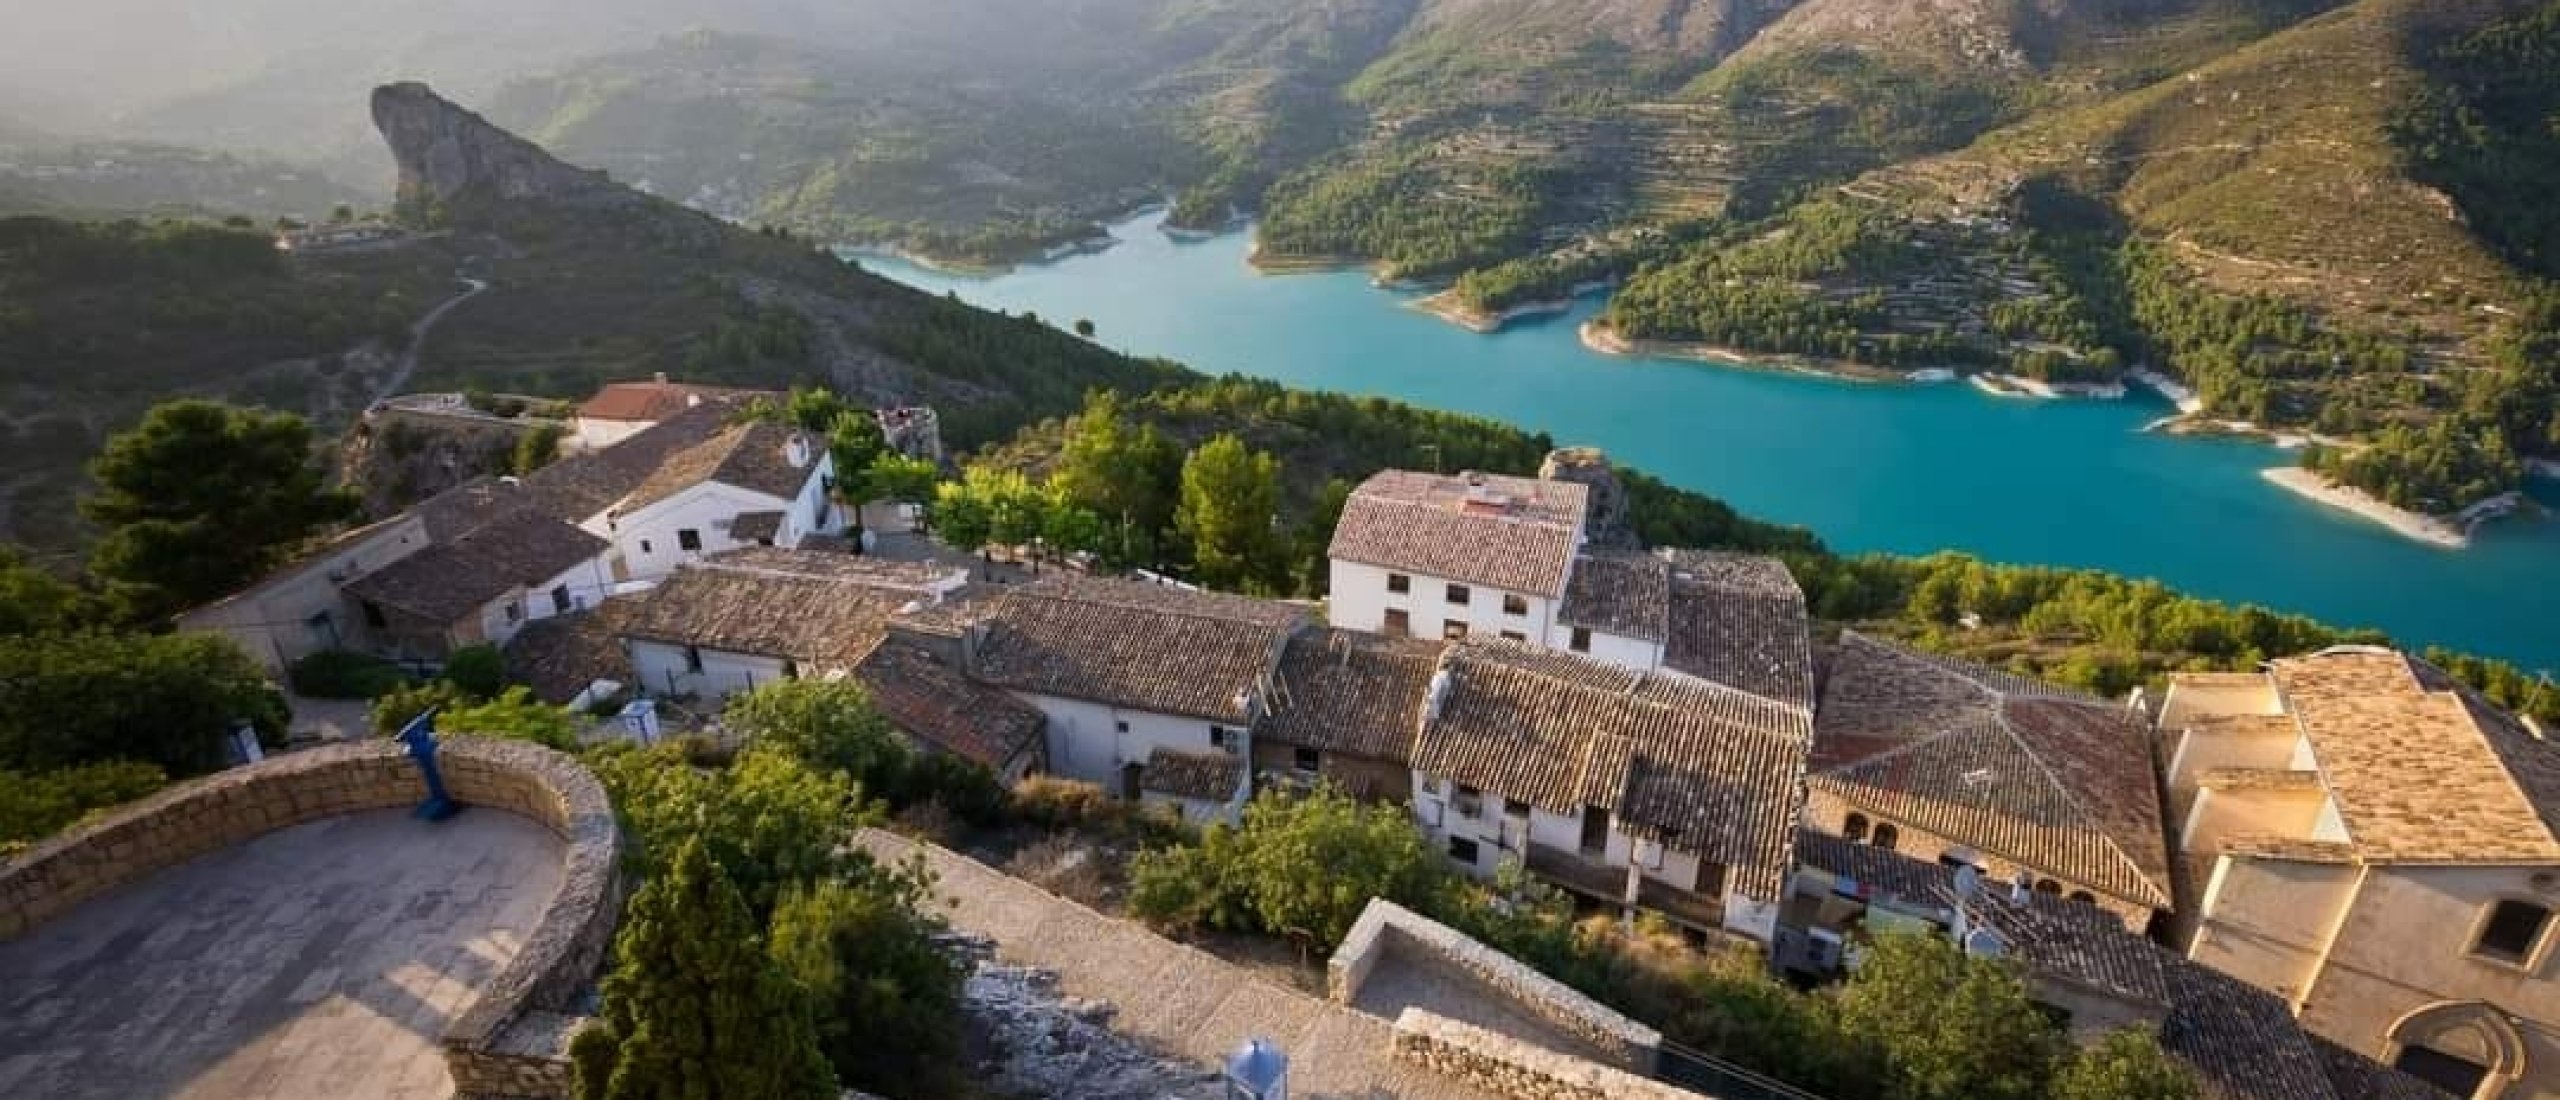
<box><xmin>442</xmin><ymin>644</ymin><xmax>507</xmax><ymax>699</ymax></box>
<box><xmin>287</xmin><ymin>649</ymin><xmax>411</xmax><ymax>699</ymax></box>
<box><xmin>371</xmin><ymin>679</ymin><xmax>471</xmax><ymax>735</ymax></box>
<box><xmin>0</xmin><ymin>760</ymin><xmax>168</xmax><ymax>848</ymax></box>
<box><xmin>725</xmin><ymin>679</ymin><xmax>910</xmax><ymax>795</ymax></box>
<box><xmin>1125</xmin><ymin>785</ymin><xmax>1449</xmax><ymax>945</ymax></box>
<box><xmin>898</xmin><ymin>752</ymin><xmax>1008</xmax><ymax>825</ymax></box>
<box><xmin>440</xmin><ymin>687</ymin><xmax>580</xmax><ymax>751</ymax></box>
<box><xmin>1009</xmin><ymin>775</ymin><xmax>1118</xmax><ymax>830</ymax></box>
<box><xmin>0</xmin><ymin>631</ymin><xmax>285</xmax><ymax>776</ymax></box>
<box><xmin>768</xmin><ymin>871</ymin><xmax>964</xmax><ymax>1095</ymax></box>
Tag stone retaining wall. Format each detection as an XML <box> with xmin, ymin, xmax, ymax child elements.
<box><xmin>1330</xmin><ymin>898</ymin><xmax>1661</xmax><ymax>1072</ymax></box>
<box><xmin>1392</xmin><ymin>1009</ymin><xmax>1707</xmax><ymax>1100</ymax></box>
<box><xmin>0</xmin><ymin>737</ymin><xmax>622</xmax><ymax>1100</ymax></box>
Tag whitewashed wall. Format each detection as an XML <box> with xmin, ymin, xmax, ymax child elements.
<box><xmin>1539</xmin><ymin>621</ymin><xmax>1663</xmax><ymax>673</ymax></box>
<box><xmin>629</xmin><ymin>639</ymin><xmax>793</xmax><ymax>700</ymax></box>
<box><xmin>1013</xmin><ymin>691</ymin><xmax>1247</xmax><ymax>790</ymax></box>
<box><xmin>177</xmin><ymin>515</ymin><xmax>433</xmax><ymax>673</ymax></box>
<box><xmin>1329</xmin><ymin>559</ymin><xmax>1555</xmax><ymax>644</ymax></box>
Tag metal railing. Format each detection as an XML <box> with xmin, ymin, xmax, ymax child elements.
<box><xmin>1656</xmin><ymin>1040</ymin><xmax>1831</xmax><ymax>1100</ymax></box>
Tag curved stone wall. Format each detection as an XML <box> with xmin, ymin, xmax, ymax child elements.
<box><xmin>0</xmin><ymin>737</ymin><xmax>623</xmax><ymax>1100</ymax></box>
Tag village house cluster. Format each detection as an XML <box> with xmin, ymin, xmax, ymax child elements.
<box><xmin>179</xmin><ymin>377</ymin><xmax>2560</xmax><ymax>1100</ymax></box>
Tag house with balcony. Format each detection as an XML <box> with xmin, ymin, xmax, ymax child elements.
<box><xmin>1803</xmin><ymin>631</ymin><xmax>2175</xmax><ymax>935</ymax></box>
<box><xmin>618</xmin><ymin>547</ymin><xmax>965</xmax><ymax>700</ymax></box>
<box><xmin>1327</xmin><ymin>470</ymin><xmax>1587</xmax><ymax>646</ymax></box>
<box><xmin>2158</xmin><ymin>646</ymin><xmax>2560</xmax><ymax>1100</ymax></box>
<box><xmin>1252</xmin><ymin>628</ymin><xmax>1447</xmax><ymax>802</ymax></box>
<box><xmin>1407</xmin><ymin>639</ymin><xmax>1812</xmax><ymax>943</ymax></box>
<box><xmin>963</xmin><ymin>575</ymin><xmax>1305</xmax><ymax>822</ymax></box>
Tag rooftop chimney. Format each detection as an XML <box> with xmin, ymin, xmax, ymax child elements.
<box><xmin>653</xmin><ymin>371</ymin><xmax>669</xmax><ymax>385</ymax></box>
<box><xmin>784</xmin><ymin>433</ymin><xmax>813</xmax><ymax>469</ymax></box>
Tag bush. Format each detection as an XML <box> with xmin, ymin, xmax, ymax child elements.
<box><xmin>440</xmin><ymin>687</ymin><xmax>580</xmax><ymax>751</ymax></box>
<box><xmin>442</xmin><ymin>644</ymin><xmax>507</xmax><ymax>699</ymax></box>
<box><xmin>898</xmin><ymin>753</ymin><xmax>1008</xmax><ymax>825</ymax></box>
<box><xmin>370</xmin><ymin>679</ymin><xmax>471</xmax><ymax>735</ymax></box>
<box><xmin>1126</xmin><ymin>785</ymin><xmax>1450</xmax><ymax>945</ymax></box>
<box><xmin>287</xmin><ymin>649</ymin><xmax>411</xmax><ymax>699</ymax></box>
<box><xmin>768</xmin><ymin>871</ymin><xmax>965</xmax><ymax>1095</ymax></box>
<box><xmin>0</xmin><ymin>631</ymin><xmax>285</xmax><ymax>776</ymax></box>
<box><xmin>1009</xmin><ymin>775</ymin><xmax>1119</xmax><ymax>829</ymax></box>
<box><xmin>0</xmin><ymin>760</ymin><xmax>168</xmax><ymax>849</ymax></box>
<box><xmin>725</xmin><ymin>679</ymin><xmax>910</xmax><ymax>795</ymax></box>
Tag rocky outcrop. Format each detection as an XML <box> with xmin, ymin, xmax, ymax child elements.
<box><xmin>1540</xmin><ymin>447</ymin><xmax>1636</xmax><ymax>551</ymax></box>
<box><xmin>371</xmin><ymin>82</ymin><xmax>629</xmax><ymax>214</ymax></box>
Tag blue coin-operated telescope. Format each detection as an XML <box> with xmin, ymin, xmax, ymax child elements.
<box><xmin>1224</xmin><ymin>1037</ymin><xmax>1288</xmax><ymax>1100</ymax></box>
<box><xmin>394</xmin><ymin>708</ymin><xmax>463</xmax><ymax>822</ymax></box>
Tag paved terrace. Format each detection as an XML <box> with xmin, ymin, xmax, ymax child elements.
<box><xmin>0</xmin><ymin>808</ymin><xmax>563</xmax><ymax>1100</ymax></box>
<box><xmin>856</xmin><ymin>830</ymin><xmax>1505</xmax><ymax>1100</ymax></box>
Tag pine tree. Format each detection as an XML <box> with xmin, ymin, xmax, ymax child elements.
<box><xmin>571</xmin><ymin>834</ymin><xmax>836</xmax><ymax>1100</ymax></box>
<box><xmin>1174</xmin><ymin>433</ymin><xmax>1283</xmax><ymax>592</ymax></box>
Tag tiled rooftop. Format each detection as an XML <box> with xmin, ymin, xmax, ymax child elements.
<box><xmin>576</xmin><ymin>378</ymin><xmax>768</xmax><ymax>422</ymax></box>
<box><xmin>502</xmin><ymin>597</ymin><xmax>640</xmax><ymax>703</ymax></box>
<box><xmin>341</xmin><ymin>510</ymin><xmax>606</xmax><ymax>624</ymax></box>
<box><xmin>1556</xmin><ymin>551</ymin><xmax>1670</xmax><ymax>642</ymax></box>
<box><xmin>2270</xmin><ymin>647</ymin><xmax>2560</xmax><ymax>864</ymax></box>
<box><xmin>1259</xmin><ymin>628</ymin><xmax>1446</xmax><ymax>762</ymax></box>
<box><xmin>850</xmin><ymin>640</ymin><xmax>1045</xmax><ymax>773</ymax></box>
<box><xmin>620</xmin><ymin>420</ymin><xmax>819</xmax><ymax>512</ymax></box>
<box><xmin>1660</xmin><ymin>549</ymin><xmax>1815</xmax><ymax>713</ymax></box>
<box><xmin>1140</xmin><ymin>748</ymin><xmax>1246</xmax><ymax>802</ymax></box>
<box><xmin>1329</xmin><ymin>470</ymin><xmax>1586</xmax><ymax>596</ymax></box>
<box><xmin>1414</xmin><ymin>640</ymin><xmax>1810</xmax><ymax>902</ymax></box>
<box><xmin>1811</xmin><ymin>632</ymin><xmax>2173</xmax><ymax>909</ymax></box>
<box><xmin>621</xmin><ymin>554</ymin><xmax>923</xmax><ymax>669</ymax></box>
<box><xmin>969</xmin><ymin>575</ymin><xmax>1304</xmax><ymax>722</ymax></box>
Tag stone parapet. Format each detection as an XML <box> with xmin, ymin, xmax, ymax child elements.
<box><xmin>1328</xmin><ymin>898</ymin><xmax>1660</xmax><ymax>1072</ymax></box>
<box><xmin>1392</xmin><ymin>1009</ymin><xmax>1705</xmax><ymax>1100</ymax></box>
<box><xmin>0</xmin><ymin>737</ymin><xmax>622</xmax><ymax>1100</ymax></box>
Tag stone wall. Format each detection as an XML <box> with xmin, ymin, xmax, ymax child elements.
<box><xmin>0</xmin><ymin>737</ymin><xmax>622</xmax><ymax>1100</ymax></box>
<box><xmin>1391</xmin><ymin>1009</ymin><xmax>1706</xmax><ymax>1100</ymax></box>
<box><xmin>1328</xmin><ymin>899</ymin><xmax>1661</xmax><ymax>1072</ymax></box>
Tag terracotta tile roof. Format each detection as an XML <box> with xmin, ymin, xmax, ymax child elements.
<box><xmin>1661</xmin><ymin>549</ymin><xmax>1815</xmax><ymax>713</ymax></box>
<box><xmin>1328</xmin><ymin>470</ymin><xmax>1586</xmax><ymax>596</ymax></box>
<box><xmin>2271</xmin><ymin>647</ymin><xmax>2560</xmax><ymax>864</ymax></box>
<box><xmin>503</xmin><ymin>597</ymin><xmax>640</xmax><ymax>703</ymax></box>
<box><xmin>850</xmin><ymin>641</ymin><xmax>1044</xmax><ymax>773</ymax></box>
<box><xmin>2310</xmin><ymin>1036</ymin><xmax>2459</xmax><ymax>1100</ymax></box>
<box><xmin>729</xmin><ymin>510</ymin><xmax>785</xmax><ymax>543</ymax></box>
<box><xmin>621</xmin><ymin>554</ymin><xmax>932</xmax><ymax>669</ymax></box>
<box><xmin>890</xmin><ymin>587</ymin><xmax>1002</xmax><ymax>639</ymax></box>
<box><xmin>577</xmin><ymin>379</ymin><xmax>768</xmax><ymax>422</ymax></box>
<box><xmin>1414</xmin><ymin>640</ymin><xmax>1811</xmax><ymax>902</ymax></box>
<box><xmin>1141</xmin><ymin>748</ymin><xmax>1246</xmax><ymax>802</ymax></box>
<box><xmin>342</xmin><ymin>511</ymin><xmax>607</xmax><ymax>624</ymax></box>
<box><xmin>1811</xmin><ymin>633</ymin><xmax>2172</xmax><ymax>909</ymax></box>
<box><xmin>1557</xmin><ymin>551</ymin><xmax>1670</xmax><ymax>642</ymax></box>
<box><xmin>621</xmin><ymin>421</ymin><xmax>820</xmax><ymax>513</ymax></box>
<box><xmin>2161</xmin><ymin>960</ymin><xmax>2346</xmax><ymax>1100</ymax></box>
<box><xmin>969</xmin><ymin>575</ymin><xmax>1304</xmax><ymax>721</ymax></box>
<box><xmin>705</xmin><ymin>545</ymin><xmax>959</xmax><ymax>590</ymax></box>
<box><xmin>1259</xmin><ymin>628</ymin><xmax>1446</xmax><ymax>762</ymax></box>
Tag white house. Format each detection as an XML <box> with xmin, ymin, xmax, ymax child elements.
<box><xmin>176</xmin><ymin>513</ymin><xmax>435</xmax><ymax>674</ymax></box>
<box><xmin>1327</xmin><ymin>470</ymin><xmax>1587</xmax><ymax>646</ymax></box>
<box><xmin>1405</xmin><ymin>639</ymin><xmax>1812</xmax><ymax>943</ymax></box>
<box><xmin>619</xmin><ymin>548</ymin><xmax>966</xmax><ymax>701</ymax></box>
<box><xmin>571</xmin><ymin>374</ymin><xmax>767</xmax><ymax>451</ymax></box>
<box><xmin>964</xmin><ymin>575</ymin><xmax>1304</xmax><ymax>822</ymax></box>
<box><xmin>339</xmin><ymin>510</ymin><xmax>615</xmax><ymax>659</ymax></box>
<box><xmin>594</xmin><ymin>420</ymin><xmax>842</xmax><ymax>582</ymax></box>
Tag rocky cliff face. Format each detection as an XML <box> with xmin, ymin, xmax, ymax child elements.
<box><xmin>370</xmin><ymin>82</ymin><xmax>628</xmax><ymax>214</ymax></box>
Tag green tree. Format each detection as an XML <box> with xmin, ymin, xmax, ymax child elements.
<box><xmin>0</xmin><ymin>631</ymin><xmax>285</xmax><ymax>775</ymax></box>
<box><xmin>1050</xmin><ymin>391</ymin><xmax>1182</xmax><ymax>544</ymax></box>
<box><xmin>827</xmin><ymin>410</ymin><xmax>888</xmax><ymax>483</ymax></box>
<box><xmin>1073</xmin><ymin>317</ymin><xmax>1097</xmax><ymax>339</ymax></box>
<box><xmin>589</xmin><ymin>742</ymin><xmax>868</xmax><ymax>917</ymax></box>
<box><xmin>0</xmin><ymin>548</ymin><xmax>97</xmax><ymax>636</ymax></box>
<box><xmin>571</xmin><ymin>834</ymin><xmax>837</xmax><ymax>1100</ymax></box>
<box><xmin>861</xmin><ymin>454</ymin><xmax>942</xmax><ymax>505</ymax></box>
<box><xmin>2052</xmin><ymin>1029</ymin><xmax>2198</xmax><ymax>1100</ymax></box>
<box><xmin>511</xmin><ymin>423</ymin><xmax>566</xmax><ymax>475</ymax></box>
<box><xmin>930</xmin><ymin>478</ymin><xmax>993</xmax><ymax>552</ymax></box>
<box><xmin>1831</xmin><ymin>933</ymin><xmax>2064</xmax><ymax>1100</ymax></box>
<box><xmin>1174</xmin><ymin>434</ymin><xmax>1284</xmax><ymax>592</ymax></box>
<box><xmin>1130</xmin><ymin>786</ymin><xmax>1450</xmax><ymax>946</ymax></box>
<box><xmin>442</xmin><ymin>643</ymin><xmax>507</xmax><ymax>699</ymax></box>
<box><xmin>723</xmin><ymin>679</ymin><xmax>911</xmax><ymax>794</ymax></box>
<box><xmin>768</xmin><ymin>871</ymin><xmax>964</xmax><ymax>1095</ymax></box>
<box><xmin>83</xmin><ymin>401</ymin><xmax>356</xmax><ymax>620</ymax></box>
<box><xmin>1</xmin><ymin>760</ymin><xmax>168</xmax><ymax>849</ymax></box>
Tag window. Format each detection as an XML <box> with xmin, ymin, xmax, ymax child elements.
<box><xmin>1502</xmin><ymin>593</ymin><xmax>1528</xmax><ymax>616</ymax></box>
<box><xmin>1387</xmin><ymin>573</ymin><xmax>1410</xmax><ymax>594</ymax></box>
<box><xmin>1446</xmin><ymin>583</ymin><xmax>1470</xmax><ymax>605</ymax></box>
<box><xmin>2394</xmin><ymin>1046</ymin><xmax>2492</xmax><ymax>1098</ymax></box>
<box><xmin>1569</xmin><ymin>627</ymin><xmax>1591</xmax><ymax>653</ymax></box>
<box><xmin>782</xmin><ymin>660</ymin><xmax>800</xmax><ymax>680</ymax></box>
<box><xmin>1871</xmin><ymin>823</ymin><xmax>1899</xmax><ymax>851</ymax></box>
<box><xmin>2474</xmin><ymin>899</ymin><xmax>2553</xmax><ymax>964</ymax></box>
<box><xmin>503</xmin><ymin>600</ymin><xmax>524</xmax><ymax>624</ymax></box>
<box><xmin>1293</xmin><ymin>747</ymin><xmax>1321</xmax><ymax>774</ymax></box>
<box><xmin>1443</xmin><ymin>621</ymin><xmax>1469</xmax><ymax>641</ymax></box>
<box><xmin>1209</xmin><ymin>725</ymin><xmax>1232</xmax><ymax>749</ymax></box>
<box><xmin>1448</xmin><ymin>836</ymin><xmax>1481</xmax><ymax>865</ymax></box>
<box><xmin>1579</xmin><ymin>806</ymin><xmax>1611</xmax><ymax>855</ymax></box>
<box><xmin>1115</xmin><ymin>720</ymin><xmax>1130</xmax><ymax>734</ymax></box>
<box><xmin>639</xmin><ymin>539</ymin><xmax>654</xmax><ymax>555</ymax></box>
<box><xmin>1384</xmin><ymin>609</ymin><xmax>1411</xmax><ymax>636</ymax></box>
<box><xmin>361</xmin><ymin>600</ymin><xmax>389</xmax><ymax>629</ymax></box>
<box><xmin>678</xmin><ymin>528</ymin><xmax>703</xmax><ymax>553</ymax></box>
<box><xmin>684</xmin><ymin>645</ymin><xmax>705</xmax><ymax>673</ymax></box>
<box><xmin>1501</xmin><ymin>630</ymin><xmax>1526</xmax><ymax>643</ymax></box>
<box><xmin>1453</xmin><ymin>784</ymin><xmax>1483</xmax><ymax>818</ymax></box>
<box><xmin>1843</xmin><ymin>812</ymin><xmax>1870</xmax><ymax>843</ymax></box>
<box><xmin>1693</xmin><ymin>862</ymin><xmax>1727</xmax><ymax>897</ymax></box>
<box><xmin>551</xmin><ymin>585</ymin><xmax>572</xmax><ymax>614</ymax></box>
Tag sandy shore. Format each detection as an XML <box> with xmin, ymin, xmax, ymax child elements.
<box><xmin>1410</xmin><ymin>289</ymin><xmax>1576</xmax><ymax>333</ymax></box>
<box><xmin>2128</xmin><ymin>367</ymin><xmax>2205</xmax><ymax>414</ymax></box>
<box><xmin>1578</xmin><ymin>321</ymin><xmax>1909</xmax><ymax>383</ymax></box>
<box><xmin>2262</xmin><ymin>467</ymin><xmax>2470</xmax><ymax>549</ymax></box>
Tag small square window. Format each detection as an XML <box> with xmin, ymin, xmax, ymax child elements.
<box><xmin>503</xmin><ymin>600</ymin><xmax>523</xmax><ymax>624</ymax></box>
<box><xmin>1115</xmin><ymin>720</ymin><xmax>1130</xmax><ymax>734</ymax></box>
<box><xmin>678</xmin><ymin>528</ymin><xmax>703</xmax><ymax>552</ymax></box>
<box><xmin>1209</xmin><ymin>725</ymin><xmax>1231</xmax><ymax>749</ymax></box>
<box><xmin>1443</xmin><ymin>621</ymin><xmax>1468</xmax><ymax>641</ymax></box>
<box><xmin>639</xmin><ymin>539</ymin><xmax>654</xmax><ymax>555</ymax></box>
<box><xmin>1384</xmin><ymin>609</ymin><xmax>1411</xmax><ymax>636</ymax></box>
<box><xmin>1448</xmin><ymin>836</ymin><xmax>1480</xmax><ymax>864</ymax></box>
<box><xmin>1453</xmin><ymin>784</ymin><xmax>1483</xmax><ymax>818</ymax></box>
<box><xmin>2475</xmin><ymin>899</ymin><xmax>2552</xmax><ymax>964</ymax></box>
<box><xmin>1293</xmin><ymin>747</ymin><xmax>1321</xmax><ymax>774</ymax></box>
<box><xmin>1569</xmin><ymin>627</ymin><xmax>1591</xmax><ymax>653</ymax></box>
<box><xmin>1502</xmin><ymin>593</ymin><xmax>1528</xmax><ymax>616</ymax></box>
<box><xmin>551</xmin><ymin>585</ymin><xmax>573</xmax><ymax>614</ymax></box>
<box><xmin>1387</xmin><ymin>573</ymin><xmax>1410</xmax><ymax>594</ymax></box>
<box><xmin>1446</xmin><ymin>583</ymin><xmax>1471</xmax><ymax>605</ymax></box>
